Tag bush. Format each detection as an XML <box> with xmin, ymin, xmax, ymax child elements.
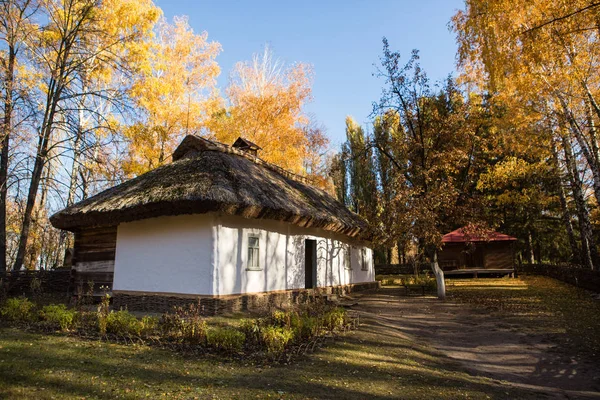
<box><xmin>106</xmin><ymin>310</ymin><xmax>143</xmax><ymax>336</ymax></box>
<box><xmin>400</xmin><ymin>274</ymin><xmax>436</xmax><ymax>288</ymax></box>
<box><xmin>159</xmin><ymin>304</ymin><xmax>207</xmax><ymax>344</ymax></box>
<box><xmin>180</xmin><ymin>318</ymin><xmax>207</xmax><ymax>345</ymax></box>
<box><xmin>140</xmin><ymin>315</ymin><xmax>159</xmax><ymax>337</ymax></box>
<box><xmin>158</xmin><ymin>312</ymin><xmax>181</xmax><ymax>336</ymax></box>
<box><xmin>75</xmin><ymin>311</ymin><xmax>99</xmax><ymax>332</ymax></box>
<box><xmin>206</xmin><ymin>327</ymin><xmax>245</xmax><ymax>353</ymax></box>
<box><xmin>1</xmin><ymin>297</ymin><xmax>35</xmax><ymax>322</ymax></box>
<box><xmin>39</xmin><ymin>304</ymin><xmax>76</xmax><ymax>331</ymax></box>
<box><xmin>97</xmin><ymin>294</ymin><xmax>110</xmax><ymax>335</ymax></box>
<box><xmin>239</xmin><ymin>318</ymin><xmax>262</xmax><ymax>344</ymax></box>
<box><xmin>270</xmin><ymin>310</ymin><xmax>287</xmax><ymax>326</ymax></box>
<box><xmin>294</xmin><ymin>315</ymin><xmax>321</xmax><ymax>341</ymax></box>
<box><xmin>322</xmin><ymin>307</ymin><xmax>347</xmax><ymax>331</ymax></box>
<box><xmin>261</xmin><ymin>326</ymin><xmax>294</xmax><ymax>354</ymax></box>
<box><xmin>271</xmin><ymin>310</ymin><xmax>301</xmax><ymax>329</ymax></box>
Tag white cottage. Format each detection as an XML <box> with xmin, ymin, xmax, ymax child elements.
<box><xmin>50</xmin><ymin>136</ymin><xmax>376</xmax><ymax>313</ymax></box>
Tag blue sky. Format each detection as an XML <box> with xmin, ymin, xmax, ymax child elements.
<box><xmin>156</xmin><ymin>0</ymin><xmax>464</xmax><ymax>148</ymax></box>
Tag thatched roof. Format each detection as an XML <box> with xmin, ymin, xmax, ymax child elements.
<box><xmin>50</xmin><ymin>135</ymin><xmax>368</xmax><ymax>239</ymax></box>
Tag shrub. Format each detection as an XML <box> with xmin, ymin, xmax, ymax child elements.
<box><xmin>39</xmin><ymin>304</ymin><xmax>76</xmax><ymax>331</ymax></box>
<box><xmin>1</xmin><ymin>297</ymin><xmax>35</xmax><ymax>322</ymax></box>
<box><xmin>270</xmin><ymin>310</ymin><xmax>301</xmax><ymax>329</ymax></box>
<box><xmin>75</xmin><ymin>311</ymin><xmax>99</xmax><ymax>332</ymax></box>
<box><xmin>159</xmin><ymin>303</ymin><xmax>207</xmax><ymax>344</ymax></box>
<box><xmin>261</xmin><ymin>326</ymin><xmax>294</xmax><ymax>354</ymax></box>
<box><xmin>140</xmin><ymin>315</ymin><xmax>159</xmax><ymax>337</ymax></box>
<box><xmin>206</xmin><ymin>327</ymin><xmax>245</xmax><ymax>353</ymax></box>
<box><xmin>159</xmin><ymin>312</ymin><xmax>181</xmax><ymax>336</ymax></box>
<box><xmin>322</xmin><ymin>307</ymin><xmax>347</xmax><ymax>331</ymax></box>
<box><xmin>270</xmin><ymin>310</ymin><xmax>287</xmax><ymax>326</ymax></box>
<box><xmin>180</xmin><ymin>318</ymin><xmax>207</xmax><ymax>345</ymax></box>
<box><xmin>97</xmin><ymin>293</ymin><xmax>111</xmax><ymax>335</ymax></box>
<box><xmin>106</xmin><ymin>310</ymin><xmax>143</xmax><ymax>336</ymax></box>
<box><xmin>239</xmin><ymin>318</ymin><xmax>262</xmax><ymax>344</ymax></box>
<box><xmin>294</xmin><ymin>315</ymin><xmax>320</xmax><ymax>341</ymax></box>
<box><xmin>400</xmin><ymin>274</ymin><xmax>436</xmax><ymax>288</ymax></box>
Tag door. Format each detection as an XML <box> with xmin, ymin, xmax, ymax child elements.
<box><xmin>465</xmin><ymin>245</ymin><xmax>485</xmax><ymax>269</ymax></box>
<box><xmin>304</xmin><ymin>239</ymin><xmax>317</xmax><ymax>289</ymax></box>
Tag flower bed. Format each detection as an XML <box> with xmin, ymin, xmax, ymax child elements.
<box><xmin>0</xmin><ymin>293</ymin><xmax>358</xmax><ymax>361</ymax></box>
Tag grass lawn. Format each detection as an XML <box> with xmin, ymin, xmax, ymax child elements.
<box><xmin>0</xmin><ymin>326</ymin><xmax>532</xmax><ymax>400</ymax></box>
<box><xmin>1</xmin><ymin>275</ymin><xmax>595</xmax><ymax>399</ymax></box>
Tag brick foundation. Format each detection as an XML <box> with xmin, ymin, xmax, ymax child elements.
<box><xmin>112</xmin><ymin>281</ymin><xmax>380</xmax><ymax>315</ymax></box>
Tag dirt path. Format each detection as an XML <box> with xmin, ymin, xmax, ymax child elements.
<box><xmin>348</xmin><ymin>287</ymin><xmax>600</xmax><ymax>399</ymax></box>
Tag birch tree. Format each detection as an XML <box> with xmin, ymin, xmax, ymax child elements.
<box><xmin>12</xmin><ymin>0</ymin><xmax>159</xmax><ymax>270</ymax></box>
<box><xmin>452</xmin><ymin>0</ymin><xmax>600</xmax><ymax>269</ymax></box>
<box><xmin>0</xmin><ymin>0</ymin><xmax>35</xmax><ymax>270</ymax></box>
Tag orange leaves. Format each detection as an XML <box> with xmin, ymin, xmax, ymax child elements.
<box><xmin>204</xmin><ymin>47</ymin><xmax>317</xmax><ymax>175</ymax></box>
<box><xmin>122</xmin><ymin>16</ymin><xmax>221</xmax><ymax>177</ymax></box>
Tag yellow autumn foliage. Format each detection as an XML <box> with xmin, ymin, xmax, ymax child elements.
<box><xmin>122</xmin><ymin>16</ymin><xmax>221</xmax><ymax>177</ymax></box>
<box><xmin>204</xmin><ymin>47</ymin><xmax>324</xmax><ymax>175</ymax></box>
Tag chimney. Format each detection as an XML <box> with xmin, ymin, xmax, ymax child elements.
<box><xmin>231</xmin><ymin>137</ymin><xmax>261</xmax><ymax>157</ymax></box>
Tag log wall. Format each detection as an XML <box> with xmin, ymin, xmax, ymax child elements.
<box><xmin>73</xmin><ymin>226</ymin><xmax>117</xmax><ymax>294</ymax></box>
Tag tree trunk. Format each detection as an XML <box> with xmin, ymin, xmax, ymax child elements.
<box><xmin>430</xmin><ymin>248</ymin><xmax>445</xmax><ymax>300</ymax></box>
<box><xmin>561</xmin><ymin>133</ymin><xmax>598</xmax><ymax>270</ymax></box>
<box><xmin>12</xmin><ymin>0</ymin><xmax>87</xmax><ymax>270</ymax></box>
<box><xmin>558</xmin><ymin>182</ymin><xmax>580</xmax><ymax>263</ymax></box>
<box><xmin>0</xmin><ymin>46</ymin><xmax>15</xmax><ymax>271</ymax></box>
<box><xmin>12</xmin><ymin>78</ymin><xmax>61</xmax><ymax>270</ymax></box>
<box><xmin>560</xmin><ymin>99</ymin><xmax>600</xmax><ymax>205</ymax></box>
<box><xmin>551</xmin><ymin>140</ymin><xmax>580</xmax><ymax>262</ymax></box>
<box><xmin>55</xmin><ymin>117</ymin><xmax>83</xmax><ymax>267</ymax></box>
<box><xmin>13</xmin><ymin>142</ymin><xmax>46</xmax><ymax>270</ymax></box>
<box><xmin>526</xmin><ymin>229</ymin><xmax>535</xmax><ymax>264</ymax></box>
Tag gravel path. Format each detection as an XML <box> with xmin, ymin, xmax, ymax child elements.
<box><xmin>348</xmin><ymin>287</ymin><xmax>600</xmax><ymax>399</ymax></box>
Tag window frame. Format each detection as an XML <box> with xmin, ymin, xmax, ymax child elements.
<box><xmin>246</xmin><ymin>234</ymin><xmax>262</xmax><ymax>271</ymax></box>
<box><xmin>344</xmin><ymin>245</ymin><xmax>352</xmax><ymax>271</ymax></box>
<box><xmin>361</xmin><ymin>248</ymin><xmax>369</xmax><ymax>271</ymax></box>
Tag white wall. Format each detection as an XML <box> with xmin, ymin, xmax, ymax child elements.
<box><xmin>214</xmin><ymin>215</ymin><xmax>374</xmax><ymax>296</ymax></box>
<box><xmin>113</xmin><ymin>214</ymin><xmax>214</xmax><ymax>295</ymax></box>
<box><xmin>112</xmin><ymin>213</ymin><xmax>375</xmax><ymax>296</ymax></box>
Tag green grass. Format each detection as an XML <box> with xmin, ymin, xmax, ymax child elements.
<box><xmin>0</xmin><ymin>321</ymin><xmax>534</xmax><ymax>399</ymax></box>
<box><xmin>3</xmin><ymin>276</ymin><xmax>588</xmax><ymax>399</ymax></box>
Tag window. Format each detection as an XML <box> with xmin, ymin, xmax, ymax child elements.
<box><xmin>361</xmin><ymin>248</ymin><xmax>368</xmax><ymax>271</ymax></box>
<box><xmin>344</xmin><ymin>245</ymin><xmax>352</xmax><ymax>270</ymax></box>
<box><xmin>247</xmin><ymin>235</ymin><xmax>261</xmax><ymax>270</ymax></box>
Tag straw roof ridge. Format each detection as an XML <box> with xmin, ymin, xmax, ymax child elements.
<box><xmin>172</xmin><ymin>135</ymin><xmax>312</xmax><ymax>185</ymax></box>
<box><xmin>50</xmin><ymin>136</ymin><xmax>368</xmax><ymax>239</ymax></box>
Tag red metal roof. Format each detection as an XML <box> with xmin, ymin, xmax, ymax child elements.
<box><xmin>442</xmin><ymin>227</ymin><xmax>517</xmax><ymax>243</ymax></box>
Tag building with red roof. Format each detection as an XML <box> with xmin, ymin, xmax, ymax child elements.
<box><xmin>438</xmin><ymin>227</ymin><xmax>517</xmax><ymax>274</ymax></box>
